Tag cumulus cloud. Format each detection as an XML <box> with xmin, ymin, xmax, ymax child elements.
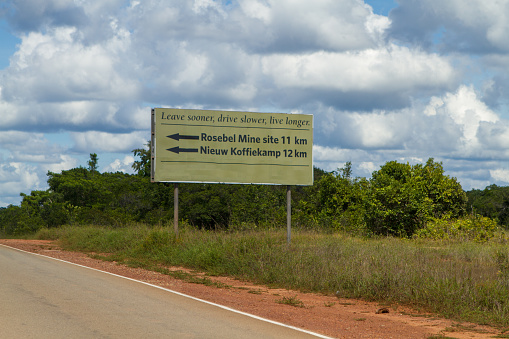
<box><xmin>3</xmin><ymin>0</ymin><xmax>88</xmax><ymax>32</ymax></box>
<box><xmin>423</xmin><ymin>85</ymin><xmax>500</xmax><ymax>156</ymax></box>
<box><xmin>240</xmin><ymin>0</ymin><xmax>389</xmax><ymax>52</ymax></box>
<box><xmin>490</xmin><ymin>168</ymin><xmax>509</xmax><ymax>184</ymax></box>
<box><xmin>315</xmin><ymin>84</ymin><xmax>504</xmax><ymax>163</ymax></box>
<box><xmin>315</xmin><ymin>108</ymin><xmax>412</xmax><ymax>149</ymax></box>
<box><xmin>126</xmin><ymin>0</ymin><xmax>388</xmax><ymax>54</ymax></box>
<box><xmin>262</xmin><ymin>45</ymin><xmax>455</xmax><ymax>93</ymax></box>
<box><xmin>0</xmin><ymin>132</ymin><xmax>65</xmax><ymax>162</ymax></box>
<box><xmin>103</xmin><ymin>155</ymin><xmax>135</xmax><ymax>174</ymax></box>
<box><xmin>388</xmin><ymin>0</ymin><xmax>509</xmax><ymax>53</ymax></box>
<box><xmin>0</xmin><ymin>162</ymin><xmax>42</xmax><ymax>203</ymax></box>
<box><xmin>4</xmin><ymin>25</ymin><xmax>137</xmax><ymax>101</ymax></box>
<box><xmin>1</xmin><ymin>0</ymin><xmax>509</xmax><ymax>206</ymax></box>
<box><xmin>70</xmin><ymin>131</ymin><xmax>148</xmax><ymax>153</ymax></box>
<box><xmin>40</xmin><ymin>155</ymin><xmax>79</xmax><ymax>174</ymax></box>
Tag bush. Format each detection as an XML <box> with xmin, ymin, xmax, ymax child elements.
<box><xmin>365</xmin><ymin>159</ymin><xmax>467</xmax><ymax>237</ymax></box>
<box><xmin>415</xmin><ymin>215</ymin><xmax>500</xmax><ymax>242</ymax></box>
<box><xmin>296</xmin><ymin>162</ymin><xmax>368</xmax><ymax>234</ymax></box>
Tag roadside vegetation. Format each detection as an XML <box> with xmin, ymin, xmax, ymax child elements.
<box><xmin>34</xmin><ymin>225</ymin><xmax>509</xmax><ymax>328</ymax></box>
<box><xmin>2</xmin><ymin>144</ymin><xmax>509</xmax><ymax>329</ymax></box>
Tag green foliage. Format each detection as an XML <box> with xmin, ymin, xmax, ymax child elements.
<box><xmin>47</xmin><ymin>168</ymin><xmax>169</xmax><ymax>225</ymax></box>
<box><xmin>88</xmin><ymin>153</ymin><xmax>98</xmax><ymax>172</ymax></box>
<box><xmin>415</xmin><ymin>215</ymin><xmax>500</xmax><ymax>242</ymax></box>
<box><xmin>296</xmin><ymin>162</ymin><xmax>368</xmax><ymax>233</ymax></box>
<box><xmin>466</xmin><ymin>185</ymin><xmax>509</xmax><ymax>229</ymax></box>
<box><xmin>365</xmin><ymin>159</ymin><xmax>467</xmax><ymax>237</ymax></box>
<box><xmin>0</xmin><ymin>205</ymin><xmax>29</xmax><ymax>235</ymax></box>
<box><xmin>229</xmin><ymin>185</ymin><xmax>286</xmax><ymax>229</ymax></box>
<box><xmin>180</xmin><ymin>184</ymin><xmax>232</xmax><ymax>229</ymax></box>
<box><xmin>132</xmin><ymin>141</ymin><xmax>151</xmax><ymax>177</ymax></box>
<box><xmin>0</xmin><ymin>150</ymin><xmax>501</xmax><ymax>240</ymax></box>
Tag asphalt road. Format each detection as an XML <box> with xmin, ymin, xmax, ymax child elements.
<box><xmin>0</xmin><ymin>244</ymin><xmax>329</xmax><ymax>339</ymax></box>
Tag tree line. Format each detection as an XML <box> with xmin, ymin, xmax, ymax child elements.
<box><xmin>0</xmin><ymin>145</ymin><xmax>506</xmax><ymax>236</ymax></box>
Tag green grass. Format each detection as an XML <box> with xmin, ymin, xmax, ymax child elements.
<box><xmin>276</xmin><ymin>295</ymin><xmax>305</xmax><ymax>308</ymax></box>
<box><xmin>34</xmin><ymin>225</ymin><xmax>509</xmax><ymax>328</ymax></box>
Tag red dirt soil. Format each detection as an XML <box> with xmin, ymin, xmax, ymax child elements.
<box><xmin>0</xmin><ymin>239</ymin><xmax>505</xmax><ymax>339</ymax></box>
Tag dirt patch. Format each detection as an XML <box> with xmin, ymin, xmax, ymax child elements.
<box><xmin>0</xmin><ymin>239</ymin><xmax>505</xmax><ymax>339</ymax></box>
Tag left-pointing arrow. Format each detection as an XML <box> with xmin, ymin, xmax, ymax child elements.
<box><xmin>167</xmin><ymin>133</ymin><xmax>199</xmax><ymax>141</ymax></box>
<box><xmin>167</xmin><ymin>146</ymin><xmax>199</xmax><ymax>154</ymax></box>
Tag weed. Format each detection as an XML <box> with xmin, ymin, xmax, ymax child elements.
<box><xmin>276</xmin><ymin>295</ymin><xmax>305</xmax><ymax>308</ymax></box>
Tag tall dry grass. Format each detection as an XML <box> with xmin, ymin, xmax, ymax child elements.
<box><xmin>36</xmin><ymin>225</ymin><xmax>509</xmax><ymax>327</ymax></box>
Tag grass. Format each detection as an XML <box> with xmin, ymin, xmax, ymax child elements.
<box><xmin>276</xmin><ymin>295</ymin><xmax>305</xmax><ymax>308</ymax></box>
<box><xmin>33</xmin><ymin>225</ymin><xmax>509</xmax><ymax>328</ymax></box>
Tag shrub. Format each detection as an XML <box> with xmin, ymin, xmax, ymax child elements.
<box><xmin>415</xmin><ymin>215</ymin><xmax>499</xmax><ymax>242</ymax></box>
<box><xmin>366</xmin><ymin>159</ymin><xmax>467</xmax><ymax>237</ymax></box>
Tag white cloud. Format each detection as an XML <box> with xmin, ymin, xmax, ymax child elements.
<box><xmin>424</xmin><ymin>85</ymin><xmax>499</xmax><ymax>152</ymax></box>
<box><xmin>444</xmin><ymin>0</ymin><xmax>509</xmax><ymax>51</ymax></box>
<box><xmin>389</xmin><ymin>0</ymin><xmax>509</xmax><ymax>52</ymax></box>
<box><xmin>313</xmin><ymin>145</ymin><xmax>352</xmax><ymax>161</ymax></box>
<box><xmin>169</xmin><ymin>47</ymin><xmax>211</xmax><ymax>88</ymax></box>
<box><xmin>262</xmin><ymin>45</ymin><xmax>456</xmax><ymax>93</ymax></box>
<box><xmin>0</xmin><ymin>132</ymin><xmax>64</xmax><ymax>160</ymax></box>
<box><xmin>103</xmin><ymin>155</ymin><xmax>135</xmax><ymax>173</ymax></box>
<box><xmin>5</xmin><ymin>26</ymin><xmax>137</xmax><ymax>103</ymax></box>
<box><xmin>239</xmin><ymin>0</ymin><xmax>271</xmax><ymax>24</ymax></box>
<box><xmin>41</xmin><ymin>155</ymin><xmax>79</xmax><ymax>174</ymax></box>
<box><xmin>313</xmin><ymin>83</ymin><xmax>505</xmax><ymax>165</ymax></box>
<box><xmin>315</xmin><ymin>106</ymin><xmax>414</xmax><ymax>150</ymax></box>
<box><xmin>490</xmin><ymin>168</ymin><xmax>509</xmax><ymax>183</ymax></box>
<box><xmin>359</xmin><ymin>161</ymin><xmax>378</xmax><ymax>175</ymax></box>
<box><xmin>71</xmin><ymin>131</ymin><xmax>148</xmax><ymax>153</ymax></box>
<box><xmin>313</xmin><ymin>145</ymin><xmax>384</xmax><ymax>174</ymax></box>
<box><xmin>349</xmin><ymin>110</ymin><xmax>410</xmax><ymax>148</ymax></box>
<box><xmin>0</xmin><ymin>162</ymin><xmax>41</xmax><ymax>197</ymax></box>
<box><xmin>261</xmin><ymin>0</ymin><xmax>388</xmax><ymax>51</ymax></box>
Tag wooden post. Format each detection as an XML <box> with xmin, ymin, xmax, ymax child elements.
<box><xmin>287</xmin><ymin>185</ymin><xmax>291</xmax><ymax>244</ymax></box>
<box><xmin>174</xmin><ymin>183</ymin><xmax>179</xmax><ymax>238</ymax></box>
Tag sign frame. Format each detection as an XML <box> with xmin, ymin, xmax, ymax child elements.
<box><xmin>151</xmin><ymin>108</ymin><xmax>313</xmax><ymax>186</ymax></box>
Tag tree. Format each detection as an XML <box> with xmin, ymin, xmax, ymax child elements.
<box><xmin>466</xmin><ymin>185</ymin><xmax>509</xmax><ymax>229</ymax></box>
<box><xmin>47</xmin><ymin>167</ymin><xmax>109</xmax><ymax>208</ymax></box>
<box><xmin>365</xmin><ymin>159</ymin><xmax>466</xmax><ymax>236</ymax></box>
<box><xmin>88</xmin><ymin>153</ymin><xmax>98</xmax><ymax>172</ymax></box>
<box><xmin>0</xmin><ymin>205</ymin><xmax>24</xmax><ymax>235</ymax></box>
<box><xmin>296</xmin><ymin>162</ymin><xmax>367</xmax><ymax>232</ymax></box>
<box><xmin>132</xmin><ymin>141</ymin><xmax>151</xmax><ymax>177</ymax></box>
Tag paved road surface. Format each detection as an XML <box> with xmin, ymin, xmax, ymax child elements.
<box><xmin>0</xmin><ymin>244</ymin><xmax>329</xmax><ymax>339</ymax></box>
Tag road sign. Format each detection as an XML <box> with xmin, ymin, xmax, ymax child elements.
<box><xmin>151</xmin><ymin>108</ymin><xmax>313</xmax><ymax>185</ymax></box>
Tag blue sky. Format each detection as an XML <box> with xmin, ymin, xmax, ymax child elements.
<box><xmin>0</xmin><ymin>20</ymin><xmax>18</xmax><ymax>68</ymax></box>
<box><xmin>365</xmin><ymin>0</ymin><xmax>397</xmax><ymax>16</ymax></box>
<box><xmin>1</xmin><ymin>0</ymin><xmax>509</xmax><ymax>207</ymax></box>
